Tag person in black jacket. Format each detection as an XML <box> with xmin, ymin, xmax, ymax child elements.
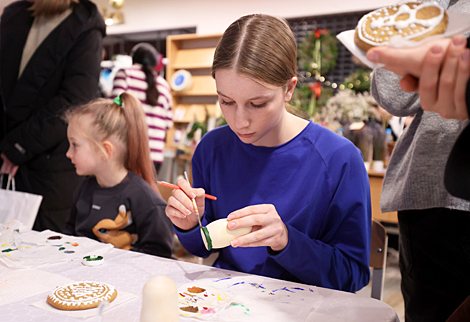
<box><xmin>367</xmin><ymin>34</ymin><xmax>470</xmax><ymax>322</ymax></box>
<box><xmin>0</xmin><ymin>0</ymin><xmax>106</xmax><ymax>233</ymax></box>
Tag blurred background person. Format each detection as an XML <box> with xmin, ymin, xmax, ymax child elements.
<box><xmin>0</xmin><ymin>0</ymin><xmax>106</xmax><ymax>232</ymax></box>
<box><xmin>111</xmin><ymin>43</ymin><xmax>173</xmax><ymax>174</ymax></box>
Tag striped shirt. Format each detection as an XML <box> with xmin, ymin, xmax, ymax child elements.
<box><xmin>112</xmin><ymin>65</ymin><xmax>173</xmax><ymax>163</ymax></box>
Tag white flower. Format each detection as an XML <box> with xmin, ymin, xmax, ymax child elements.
<box><xmin>316</xmin><ymin>89</ymin><xmax>375</xmax><ymax>124</ymax></box>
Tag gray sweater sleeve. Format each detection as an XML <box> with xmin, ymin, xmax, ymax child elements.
<box><xmin>371</xmin><ymin>69</ymin><xmax>421</xmax><ymax>116</ymax></box>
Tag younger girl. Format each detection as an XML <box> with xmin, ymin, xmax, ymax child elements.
<box><xmin>166</xmin><ymin>14</ymin><xmax>371</xmax><ymax>292</ymax></box>
<box><xmin>64</xmin><ymin>92</ymin><xmax>173</xmax><ymax>258</ymax></box>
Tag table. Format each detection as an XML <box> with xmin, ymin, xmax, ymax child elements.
<box><xmin>1</xmin><ymin>232</ymin><xmax>399</xmax><ymax>322</ymax></box>
<box><xmin>368</xmin><ymin>170</ymin><xmax>398</xmax><ymax>224</ymax></box>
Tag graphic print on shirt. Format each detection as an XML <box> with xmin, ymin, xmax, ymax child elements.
<box><xmin>92</xmin><ymin>204</ymin><xmax>137</xmax><ymax>250</ymax></box>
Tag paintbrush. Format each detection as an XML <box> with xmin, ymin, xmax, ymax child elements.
<box><xmin>184</xmin><ymin>171</ymin><xmax>202</xmax><ymax>228</ymax></box>
<box><xmin>156</xmin><ymin>181</ymin><xmax>217</xmax><ymax>200</ymax></box>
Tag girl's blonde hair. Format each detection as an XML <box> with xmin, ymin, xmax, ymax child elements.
<box><xmin>64</xmin><ymin>93</ymin><xmax>160</xmax><ymax>195</ymax></box>
<box><xmin>212</xmin><ymin>14</ymin><xmax>297</xmax><ymax>90</ymax></box>
<box><xmin>30</xmin><ymin>0</ymin><xmax>79</xmax><ymax>18</ymax></box>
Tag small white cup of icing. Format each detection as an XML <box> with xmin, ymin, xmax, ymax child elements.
<box><xmin>201</xmin><ymin>218</ymin><xmax>252</xmax><ymax>251</ymax></box>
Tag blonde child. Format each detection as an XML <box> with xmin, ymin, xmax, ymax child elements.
<box><xmin>64</xmin><ymin>92</ymin><xmax>173</xmax><ymax>258</ymax></box>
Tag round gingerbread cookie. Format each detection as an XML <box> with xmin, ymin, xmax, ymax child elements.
<box><xmin>47</xmin><ymin>281</ymin><xmax>117</xmax><ymax>310</ymax></box>
<box><xmin>355</xmin><ymin>2</ymin><xmax>448</xmax><ymax>51</ymax></box>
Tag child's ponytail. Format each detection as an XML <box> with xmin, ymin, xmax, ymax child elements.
<box><xmin>119</xmin><ymin>92</ymin><xmax>160</xmax><ymax>195</ymax></box>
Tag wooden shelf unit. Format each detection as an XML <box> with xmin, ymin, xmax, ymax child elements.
<box><xmin>165</xmin><ymin>34</ymin><xmax>222</xmax><ymax>150</ymax></box>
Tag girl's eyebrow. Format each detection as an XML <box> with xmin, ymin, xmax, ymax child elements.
<box><xmin>217</xmin><ymin>91</ymin><xmax>269</xmax><ymax>101</ymax></box>
<box><xmin>217</xmin><ymin>91</ymin><xmax>232</xmax><ymax>99</ymax></box>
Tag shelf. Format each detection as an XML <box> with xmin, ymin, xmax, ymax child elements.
<box><xmin>172</xmin><ymin>75</ymin><xmax>216</xmax><ymax>96</ymax></box>
<box><xmin>165</xmin><ymin>33</ymin><xmax>222</xmax><ymax>150</ymax></box>
<box><xmin>172</xmin><ymin>48</ymin><xmax>216</xmax><ymax>69</ymax></box>
<box><xmin>173</xmin><ymin>104</ymin><xmax>218</xmax><ymax>123</ymax></box>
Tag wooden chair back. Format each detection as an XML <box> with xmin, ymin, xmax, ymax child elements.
<box><xmin>370</xmin><ymin>219</ymin><xmax>388</xmax><ymax>300</ymax></box>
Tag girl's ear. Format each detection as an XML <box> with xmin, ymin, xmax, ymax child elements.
<box><xmin>102</xmin><ymin>141</ymin><xmax>113</xmax><ymax>160</ymax></box>
<box><xmin>285</xmin><ymin>76</ymin><xmax>297</xmax><ymax>102</ymax></box>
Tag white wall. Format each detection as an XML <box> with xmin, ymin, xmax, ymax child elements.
<box><xmin>0</xmin><ymin>0</ymin><xmax>397</xmax><ymax>35</ymax></box>
<box><xmin>94</xmin><ymin>0</ymin><xmax>397</xmax><ymax>35</ymax></box>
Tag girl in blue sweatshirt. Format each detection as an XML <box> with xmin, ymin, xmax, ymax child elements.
<box><xmin>166</xmin><ymin>14</ymin><xmax>371</xmax><ymax>292</ymax></box>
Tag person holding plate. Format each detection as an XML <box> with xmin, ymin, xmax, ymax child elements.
<box><xmin>367</xmin><ymin>0</ymin><xmax>470</xmax><ymax>319</ymax></box>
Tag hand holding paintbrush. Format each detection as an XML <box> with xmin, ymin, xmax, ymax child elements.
<box><xmin>164</xmin><ymin>175</ymin><xmax>208</xmax><ymax>231</ymax></box>
<box><xmin>184</xmin><ymin>171</ymin><xmax>202</xmax><ymax>228</ymax></box>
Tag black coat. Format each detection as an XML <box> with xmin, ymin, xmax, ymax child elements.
<box><xmin>0</xmin><ymin>0</ymin><xmax>106</xmax><ymax>172</ymax></box>
<box><xmin>0</xmin><ymin>0</ymin><xmax>106</xmax><ymax>232</ymax></box>
<box><xmin>444</xmin><ymin>36</ymin><xmax>470</xmax><ymax>201</ymax></box>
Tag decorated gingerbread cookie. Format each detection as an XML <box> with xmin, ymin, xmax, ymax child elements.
<box><xmin>355</xmin><ymin>1</ymin><xmax>448</xmax><ymax>51</ymax></box>
<box><xmin>47</xmin><ymin>281</ymin><xmax>117</xmax><ymax>310</ymax></box>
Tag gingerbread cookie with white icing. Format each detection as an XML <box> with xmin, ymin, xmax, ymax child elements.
<box><xmin>47</xmin><ymin>281</ymin><xmax>117</xmax><ymax>310</ymax></box>
<box><xmin>355</xmin><ymin>1</ymin><xmax>448</xmax><ymax>51</ymax></box>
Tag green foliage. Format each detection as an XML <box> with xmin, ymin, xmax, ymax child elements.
<box><xmin>342</xmin><ymin>69</ymin><xmax>372</xmax><ymax>93</ymax></box>
<box><xmin>298</xmin><ymin>29</ymin><xmax>339</xmax><ymax>76</ymax></box>
<box><xmin>291</xmin><ymin>83</ymin><xmax>334</xmax><ymax>120</ymax></box>
<box><xmin>186</xmin><ymin>121</ymin><xmax>207</xmax><ymax>140</ymax></box>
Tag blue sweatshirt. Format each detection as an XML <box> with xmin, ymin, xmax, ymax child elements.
<box><xmin>175</xmin><ymin>122</ymin><xmax>371</xmax><ymax>292</ymax></box>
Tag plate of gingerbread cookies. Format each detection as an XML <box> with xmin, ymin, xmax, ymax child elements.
<box><xmin>337</xmin><ymin>1</ymin><xmax>470</xmax><ymax>69</ymax></box>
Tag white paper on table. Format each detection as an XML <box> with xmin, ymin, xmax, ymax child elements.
<box><xmin>31</xmin><ymin>290</ymin><xmax>137</xmax><ymax>319</ymax></box>
<box><xmin>0</xmin><ymin>269</ymin><xmax>74</xmax><ymax>306</ymax></box>
<box><xmin>0</xmin><ymin>230</ymin><xmax>113</xmax><ymax>269</ymax></box>
<box><xmin>337</xmin><ymin>11</ymin><xmax>470</xmax><ymax>70</ymax></box>
<box><xmin>179</xmin><ymin>271</ymin><xmax>321</xmax><ymax>321</ymax></box>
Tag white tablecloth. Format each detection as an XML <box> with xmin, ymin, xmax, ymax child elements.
<box><xmin>0</xmin><ymin>232</ymin><xmax>399</xmax><ymax>322</ymax></box>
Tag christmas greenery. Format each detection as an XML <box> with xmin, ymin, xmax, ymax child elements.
<box><xmin>298</xmin><ymin>29</ymin><xmax>339</xmax><ymax>76</ymax></box>
<box><xmin>342</xmin><ymin>69</ymin><xmax>372</xmax><ymax>93</ymax></box>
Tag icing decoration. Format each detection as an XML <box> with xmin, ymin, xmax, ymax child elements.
<box><xmin>369</xmin><ymin>3</ymin><xmax>443</xmax><ymax>30</ymax></box>
<box><xmin>47</xmin><ymin>281</ymin><xmax>117</xmax><ymax>310</ymax></box>
<box><xmin>357</xmin><ymin>2</ymin><xmax>446</xmax><ymax>47</ymax></box>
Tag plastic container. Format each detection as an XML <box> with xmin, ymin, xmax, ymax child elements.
<box><xmin>384</xmin><ymin>128</ymin><xmax>394</xmax><ymax>167</ymax></box>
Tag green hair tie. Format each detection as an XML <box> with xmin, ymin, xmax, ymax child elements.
<box><xmin>114</xmin><ymin>95</ymin><xmax>123</xmax><ymax>107</ymax></box>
